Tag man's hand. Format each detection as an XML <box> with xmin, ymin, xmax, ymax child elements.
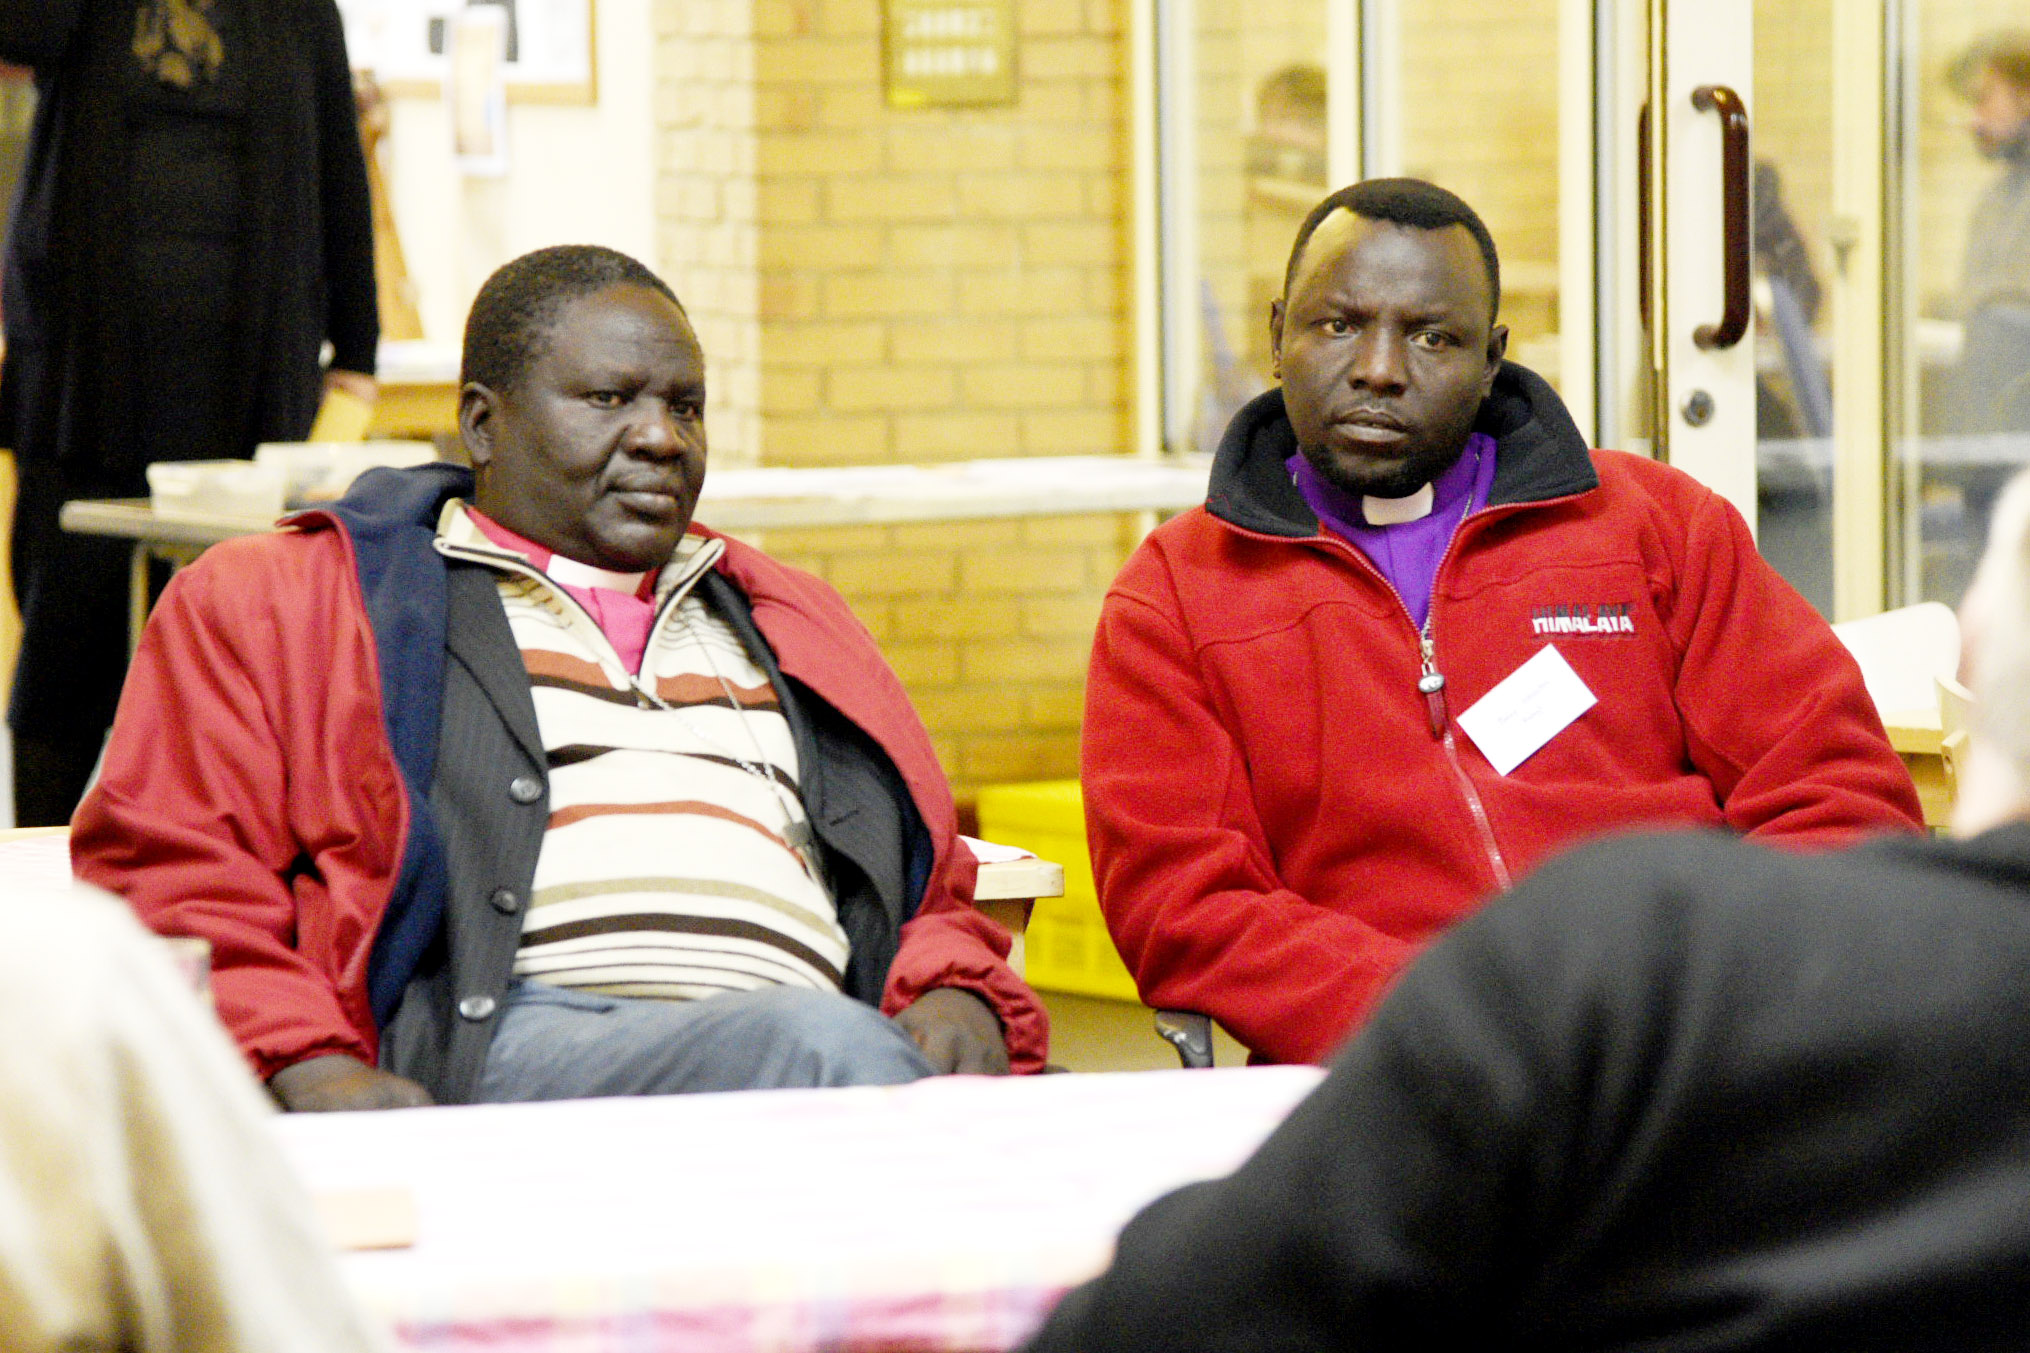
<box><xmin>268</xmin><ymin>1054</ymin><xmax>433</xmax><ymax>1112</ymax></box>
<box><xmin>322</xmin><ymin>368</ymin><xmax>379</xmax><ymax>404</ymax></box>
<box><xmin>893</xmin><ymin>987</ymin><xmax>1010</xmax><ymax>1075</ymax></box>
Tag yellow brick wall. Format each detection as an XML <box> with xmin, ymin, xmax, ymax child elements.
<box><xmin>670</xmin><ymin>0</ymin><xmax>1135</xmax><ymax>798</ymax></box>
<box><xmin>654</xmin><ymin>1</ymin><xmax>763</xmax><ymax>467</ymax></box>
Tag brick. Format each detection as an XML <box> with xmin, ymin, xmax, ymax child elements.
<box><xmin>889</xmin><ymin>519</ymin><xmax>1022</xmax><ymax>549</ymax></box>
<box><xmin>828</xmin><ymin>365</ymin><xmax>956</xmax><ymax>411</ymax></box>
<box><xmin>1021</xmin><ymin>594</ymin><xmax>1104</xmax><ymax>638</ymax></box>
<box><xmin>880</xmin><ymin>640</ymin><xmax>961</xmax><ymax>686</ymax></box>
<box><xmin>817</xmin><ymin>84</ymin><xmax>890</xmax><ymax>129</ymax></box>
<box><xmin>756</xmin><ymin>176</ymin><xmax>822</xmax><ymax>223</ymax></box>
<box><xmin>758</xmin><ymin>274</ymin><xmax>820</xmax><ymax>320</ymax></box>
<box><xmin>757</xmin><ymin>413</ymin><xmax>889</xmax><ymax>463</ymax></box>
<box><xmin>889</xmin><ymin>223</ymin><xmax>1022</xmax><ymax>268</ymax></box>
<box><xmin>829</xmin><ymin>550</ymin><xmax>959</xmax><ymax>595</ymax></box>
<box><xmin>911</xmin><ymin>688</ymin><xmax>1029</xmax><ymax>734</ymax></box>
<box><xmin>758</xmin><ymin>131</ymin><xmax>882</xmax><ymax>175</ymax></box>
<box><xmin>961</xmin><ymin>732</ymin><xmax>1082</xmax><ymax>785</ymax></box>
<box><xmin>889</xmin><ymin>319</ymin><xmax>1020</xmax><ymax>364</ymax></box>
<box><xmin>1019</xmin><ymin>408</ymin><xmax>1128</xmax><ymax>455</ymax></box>
<box><xmin>1022</xmin><ymin>221</ymin><xmax>1116</xmax><ymax>267</ymax></box>
<box><xmin>762</xmin><ymin>319</ymin><xmax>887</xmax><ymax>365</ymax></box>
<box><xmin>959</xmin><ymin>362</ymin><xmax>1089</xmax><ymax>410</ymax></box>
<box><xmin>755</xmin><ymin>86</ymin><xmax>821</xmax><ymax>131</ymax></box>
<box><xmin>1021</xmin><ymin>316</ymin><xmax>1119</xmax><ymax>361</ymax></box>
<box><xmin>823</xmin><ymin>271</ymin><xmax>957</xmax><ymax>318</ymax></box>
<box><xmin>889</xmin><ymin>595</ymin><xmax>1023</xmax><ymax>640</ymax></box>
<box><xmin>959</xmin><ymin>636</ymin><xmax>1091</xmax><ymax>683</ymax></box>
<box><xmin>955</xmin><ymin>173</ymin><xmax>1085</xmax><ymax>218</ymax></box>
<box><xmin>815</xmin><ymin>0</ymin><xmax>879</xmax><ymax>37</ymax></box>
<box><xmin>759</xmin><ymin>222</ymin><xmax>885</xmax><ymax>270</ymax></box>
<box><xmin>1017</xmin><ymin>128</ymin><xmax>1116</xmax><ymax>174</ymax></box>
<box><xmin>959</xmin><ymin>549</ymin><xmax>1089</xmax><ymax>595</ymax></box>
<box><xmin>1022</xmin><ymin>512</ymin><xmax>1136</xmax><ymax>547</ymax></box>
<box><xmin>893</xmin><ymin>411</ymin><xmax>1022</xmax><ymax>459</ymax></box>
<box><xmin>958</xmin><ymin>270</ymin><xmax>1085</xmax><ymax>316</ymax></box>
<box><xmin>760</xmin><ymin>367</ymin><xmax>823</xmax><ymax>415</ymax></box>
<box><xmin>756</xmin><ymin>37</ymin><xmax>880</xmax><ymax>84</ymax></box>
<box><xmin>759</xmin><ymin>524</ymin><xmax>892</xmax><ymax>553</ymax></box>
<box><xmin>1016</xmin><ymin>0</ymin><xmax>1086</xmax><ymax>36</ymax></box>
<box><xmin>1020</xmin><ymin>36</ymin><xmax>1114</xmax><ymax>80</ymax></box>
<box><xmin>1024</xmin><ymin>686</ymin><xmax>1087</xmax><ymax>729</ymax></box>
<box><xmin>826</xmin><ymin>175</ymin><xmax>960</xmax><ymax>221</ymax></box>
<box><xmin>884</xmin><ymin>126</ymin><xmax>1019</xmax><ymax>174</ymax></box>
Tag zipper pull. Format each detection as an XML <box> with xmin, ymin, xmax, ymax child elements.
<box><xmin>1419</xmin><ymin>629</ymin><xmax>1447</xmax><ymax>738</ymax></box>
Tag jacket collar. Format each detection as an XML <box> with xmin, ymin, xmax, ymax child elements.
<box><xmin>1205</xmin><ymin>360</ymin><xmax>1600</xmax><ymax>538</ymax></box>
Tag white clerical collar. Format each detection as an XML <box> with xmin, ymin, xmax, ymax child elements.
<box><xmin>545</xmin><ymin>553</ymin><xmax>650</xmax><ymax>594</ymax></box>
<box><xmin>1362</xmin><ymin>482</ymin><xmax>1435</xmax><ymax>526</ymax></box>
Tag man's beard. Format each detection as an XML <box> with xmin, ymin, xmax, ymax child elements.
<box><xmin>1300</xmin><ymin>438</ymin><xmax>1469</xmax><ymax>501</ymax></box>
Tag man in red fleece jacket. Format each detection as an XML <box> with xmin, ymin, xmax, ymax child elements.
<box><xmin>75</xmin><ymin>246</ymin><xmax>1047</xmax><ymax>1109</ymax></box>
<box><xmin>1082</xmin><ymin>178</ymin><xmax>1922</xmax><ymax>1066</ymax></box>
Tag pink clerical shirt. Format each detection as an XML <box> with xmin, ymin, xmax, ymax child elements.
<box><xmin>468</xmin><ymin>510</ymin><xmax>661</xmax><ymax>673</ymax></box>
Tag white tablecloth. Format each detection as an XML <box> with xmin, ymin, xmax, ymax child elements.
<box><xmin>272</xmin><ymin>1066</ymin><xmax>1323</xmax><ymax>1352</ymax></box>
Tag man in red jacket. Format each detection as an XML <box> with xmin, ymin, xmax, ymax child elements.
<box><xmin>74</xmin><ymin>245</ymin><xmax>1047</xmax><ymax>1110</ymax></box>
<box><xmin>1082</xmin><ymin>178</ymin><xmax>1922</xmax><ymax>1066</ymax></box>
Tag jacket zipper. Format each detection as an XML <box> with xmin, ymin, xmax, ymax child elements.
<box><xmin>1415</xmin><ymin>531</ymin><xmax>1513</xmax><ymax>894</ymax></box>
<box><xmin>1281</xmin><ymin>514</ymin><xmax>1524</xmax><ymax>895</ymax></box>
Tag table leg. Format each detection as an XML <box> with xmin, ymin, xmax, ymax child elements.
<box><xmin>129</xmin><ymin>544</ymin><xmax>150</xmax><ymax>660</ymax></box>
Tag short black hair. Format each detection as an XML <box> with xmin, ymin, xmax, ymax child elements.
<box><xmin>462</xmin><ymin>244</ymin><xmax>684</xmax><ymax>392</ymax></box>
<box><xmin>1283</xmin><ymin>177</ymin><xmax>1501</xmax><ymax>321</ymax></box>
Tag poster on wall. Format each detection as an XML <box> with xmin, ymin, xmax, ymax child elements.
<box><xmin>337</xmin><ymin>0</ymin><xmax>595</xmax><ymax>104</ymax></box>
<box><xmin>883</xmin><ymin>0</ymin><xmax>1017</xmax><ymax>108</ymax></box>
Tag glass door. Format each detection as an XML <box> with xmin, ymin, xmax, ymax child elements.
<box><xmin>1894</xmin><ymin>2</ymin><xmax>2030</xmax><ymax>609</ymax></box>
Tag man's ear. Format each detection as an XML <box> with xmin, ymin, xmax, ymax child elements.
<box><xmin>1269</xmin><ymin>298</ymin><xmax>1287</xmax><ymax>378</ymax></box>
<box><xmin>1480</xmin><ymin>323</ymin><xmax>1509</xmax><ymax>397</ymax></box>
<box><xmin>459</xmin><ymin>383</ymin><xmax>500</xmax><ymax>470</ymax></box>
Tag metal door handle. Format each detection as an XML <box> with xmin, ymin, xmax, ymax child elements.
<box><xmin>1692</xmin><ymin>84</ymin><xmax>1750</xmax><ymax>350</ymax></box>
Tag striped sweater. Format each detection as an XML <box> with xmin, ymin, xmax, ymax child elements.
<box><xmin>435</xmin><ymin>504</ymin><xmax>850</xmax><ymax>1000</ymax></box>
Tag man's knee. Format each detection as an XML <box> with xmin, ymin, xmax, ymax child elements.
<box><xmin>734</xmin><ymin>988</ymin><xmax>934</xmax><ymax>1088</ymax></box>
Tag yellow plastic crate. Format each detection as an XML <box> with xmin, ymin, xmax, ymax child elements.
<box><xmin>975</xmin><ymin>779</ymin><xmax>1140</xmax><ymax>1003</ymax></box>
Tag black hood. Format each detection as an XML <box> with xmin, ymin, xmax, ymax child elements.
<box><xmin>1205</xmin><ymin>360</ymin><xmax>1600</xmax><ymax>538</ymax></box>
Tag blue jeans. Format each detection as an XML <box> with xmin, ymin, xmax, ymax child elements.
<box><xmin>475</xmin><ymin>980</ymin><xmax>935</xmax><ymax>1101</ymax></box>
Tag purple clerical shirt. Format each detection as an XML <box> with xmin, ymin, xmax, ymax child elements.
<box><xmin>1287</xmin><ymin>431</ymin><xmax>1498</xmax><ymax>631</ymax></box>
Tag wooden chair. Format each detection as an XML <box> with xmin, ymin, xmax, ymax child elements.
<box><xmin>1937</xmin><ymin>672</ymin><xmax>1976</xmax><ymax>810</ymax></box>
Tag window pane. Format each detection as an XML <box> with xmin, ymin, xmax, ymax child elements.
<box><xmin>1190</xmin><ymin>3</ymin><xmax>1331</xmax><ymax>454</ymax></box>
<box><xmin>1899</xmin><ymin>3</ymin><xmax>2030</xmax><ymax>605</ymax></box>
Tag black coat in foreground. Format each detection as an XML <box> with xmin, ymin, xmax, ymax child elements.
<box><xmin>1023</xmin><ymin>824</ymin><xmax>2030</xmax><ymax>1352</ymax></box>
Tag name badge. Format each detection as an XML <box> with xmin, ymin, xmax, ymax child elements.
<box><xmin>1456</xmin><ymin>645</ymin><xmax>1597</xmax><ymax>775</ymax></box>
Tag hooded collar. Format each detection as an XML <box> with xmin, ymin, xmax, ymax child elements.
<box><xmin>1205</xmin><ymin>360</ymin><xmax>1600</xmax><ymax>539</ymax></box>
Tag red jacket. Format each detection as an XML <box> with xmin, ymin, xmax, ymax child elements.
<box><xmin>74</xmin><ymin>485</ymin><xmax>1048</xmax><ymax>1080</ymax></box>
<box><xmin>1082</xmin><ymin>370</ymin><xmax>1923</xmax><ymax>1065</ymax></box>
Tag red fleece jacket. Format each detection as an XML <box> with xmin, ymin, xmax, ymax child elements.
<box><xmin>1085</xmin><ymin>423</ymin><xmax>1922</xmax><ymax>1067</ymax></box>
<box><xmin>74</xmin><ymin>516</ymin><xmax>1049</xmax><ymax>1077</ymax></box>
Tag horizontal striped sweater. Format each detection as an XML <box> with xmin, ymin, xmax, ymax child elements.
<box><xmin>436</xmin><ymin>504</ymin><xmax>850</xmax><ymax>1001</ymax></box>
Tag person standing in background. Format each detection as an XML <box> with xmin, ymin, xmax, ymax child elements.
<box><xmin>1953</xmin><ymin>32</ymin><xmax>2030</xmax><ymax>436</ymax></box>
<box><xmin>0</xmin><ymin>0</ymin><xmax>377</xmax><ymax>825</ymax></box>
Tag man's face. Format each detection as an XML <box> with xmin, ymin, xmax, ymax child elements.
<box><xmin>464</xmin><ymin>283</ymin><xmax>707</xmax><ymax>573</ymax></box>
<box><xmin>1271</xmin><ymin>213</ymin><xmax>1506</xmax><ymax>499</ymax></box>
<box><xmin>1971</xmin><ymin>65</ymin><xmax>2030</xmax><ymax>159</ymax></box>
